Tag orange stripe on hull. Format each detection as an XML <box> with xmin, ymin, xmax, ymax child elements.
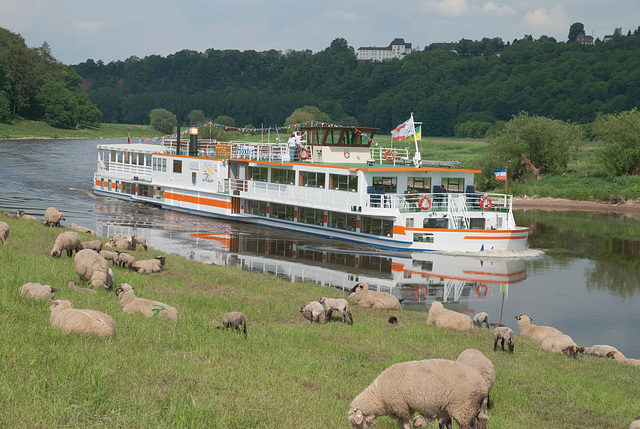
<box><xmin>463</xmin><ymin>235</ymin><xmax>529</xmax><ymax>240</ymax></box>
<box><xmin>164</xmin><ymin>192</ymin><xmax>231</xmax><ymax>209</ymax></box>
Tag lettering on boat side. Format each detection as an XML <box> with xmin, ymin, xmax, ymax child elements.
<box><xmin>203</xmin><ymin>165</ymin><xmax>215</xmax><ymax>183</ymax></box>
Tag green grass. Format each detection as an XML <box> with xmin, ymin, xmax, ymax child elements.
<box><xmin>1</xmin><ymin>214</ymin><xmax>639</xmax><ymax>428</ymax></box>
<box><xmin>0</xmin><ymin>120</ymin><xmax>156</xmax><ymax>140</ymax></box>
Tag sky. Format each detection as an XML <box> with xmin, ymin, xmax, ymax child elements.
<box><xmin>1</xmin><ymin>0</ymin><xmax>638</xmax><ymax>65</ymax></box>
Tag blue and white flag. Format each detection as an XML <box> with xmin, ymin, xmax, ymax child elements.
<box><xmin>493</xmin><ymin>168</ymin><xmax>507</xmax><ymax>181</ymax></box>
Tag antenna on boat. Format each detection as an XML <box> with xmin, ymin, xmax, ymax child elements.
<box><xmin>410</xmin><ymin>112</ymin><xmax>421</xmax><ymax>167</ymax></box>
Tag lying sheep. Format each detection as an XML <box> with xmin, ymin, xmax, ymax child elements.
<box><xmin>132</xmin><ymin>235</ymin><xmax>148</xmax><ymax>250</ymax></box>
<box><xmin>99</xmin><ymin>250</ymin><xmax>119</xmax><ymax>266</ymax></box>
<box><xmin>115</xmin><ymin>283</ymin><xmax>178</xmax><ymax>322</ymax></box>
<box><xmin>426</xmin><ymin>301</ymin><xmax>473</xmax><ymax>332</ymax></box>
<box><xmin>104</xmin><ymin>238</ymin><xmax>117</xmax><ymax>249</ymax></box>
<box><xmin>80</xmin><ymin>240</ymin><xmax>103</xmax><ymax>253</ymax></box>
<box><xmin>5</xmin><ymin>212</ymin><xmax>18</xmax><ymax>218</ymax></box>
<box><xmin>349</xmin><ymin>282</ymin><xmax>403</xmax><ymax>310</ymax></box>
<box><xmin>49</xmin><ymin>299</ymin><xmax>116</xmax><ymax>338</ymax></box>
<box><xmin>50</xmin><ymin>231</ymin><xmax>82</xmax><ymax>258</ymax></box>
<box><xmin>348</xmin><ymin>359</ymin><xmax>489</xmax><ymax>429</ymax></box>
<box><xmin>216</xmin><ymin>312</ymin><xmax>247</xmax><ymax>337</ymax></box>
<box><xmin>17</xmin><ymin>209</ymin><xmax>38</xmax><ymax>221</ymax></box>
<box><xmin>0</xmin><ymin>221</ymin><xmax>8</xmax><ymax>245</ymax></box>
<box><xmin>300</xmin><ymin>301</ymin><xmax>325</xmax><ymax>323</ymax></box>
<box><xmin>473</xmin><ymin>312</ymin><xmax>489</xmax><ymax>328</ymax></box>
<box><xmin>319</xmin><ymin>296</ymin><xmax>353</xmax><ymax>324</ymax></box>
<box><xmin>44</xmin><ymin>207</ymin><xmax>65</xmax><ymax>227</ymax></box>
<box><xmin>116</xmin><ymin>251</ymin><xmax>136</xmax><ymax>270</ymax></box>
<box><xmin>583</xmin><ymin>345</ymin><xmax>619</xmax><ymax>358</ymax></box>
<box><xmin>19</xmin><ymin>283</ymin><xmax>60</xmax><ymax>300</ymax></box>
<box><xmin>493</xmin><ymin>326</ymin><xmax>515</xmax><ymax>353</ymax></box>
<box><xmin>541</xmin><ymin>334</ymin><xmax>584</xmax><ymax>358</ymax></box>
<box><xmin>74</xmin><ymin>249</ymin><xmax>114</xmax><ymax>290</ymax></box>
<box><xmin>132</xmin><ymin>256</ymin><xmax>165</xmax><ymax>274</ymax></box>
<box><xmin>514</xmin><ymin>314</ymin><xmax>562</xmax><ymax>343</ymax></box>
<box><xmin>70</xmin><ymin>223</ymin><xmax>96</xmax><ymax>236</ymax></box>
<box><xmin>67</xmin><ymin>280</ymin><xmax>98</xmax><ymax>296</ymax></box>
<box><xmin>607</xmin><ymin>351</ymin><xmax>640</xmax><ymax>366</ymax></box>
<box><xmin>630</xmin><ymin>416</ymin><xmax>640</xmax><ymax>429</ymax></box>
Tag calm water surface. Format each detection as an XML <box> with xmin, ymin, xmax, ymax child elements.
<box><xmin>1</xmin><ymin>138</ymin><xmax>639</xmax><ymax>358</ymax></box>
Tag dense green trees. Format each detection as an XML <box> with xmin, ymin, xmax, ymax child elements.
<box><xmin>593</xmin><ymin>108</ymin><xmax>640</xmax><ymax>176</ymax></box>
<box><xmin>149</xmin><ymin>108</ymin><xmax>177</xmax><ymax>134</ymax></box>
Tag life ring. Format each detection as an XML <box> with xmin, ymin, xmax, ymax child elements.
<box><xmin>414</xmin><ymin>286</ymin><xmax>428</xmax><ymax>301</ymax></box>
<box><xmin>480</xmin><ymin>196</ymin><xmax>492</xmax><ymax>210</ymax></box>
<box><xmin>418</xmin><ymin>195</ymin><xmax>431</xmax><ymax>210</ymax></box>
<box><xmin>476</xmin><ymin>284</ymin><xmax>487</xmax><ymax>298</ymax></box>
<box><xmin>344</xmin><ymin>150</ymin><xmax>350</xmax><ymax>159</ymax></box>
<box><xmin>384</xmin><ymin>149</ymin><xmax>395</xmax><ymax>162</ymax></box>
<box><xmin>298</xmin><ymin>147</ymin><xmax>309</xmax><ymax>160</ymax></box>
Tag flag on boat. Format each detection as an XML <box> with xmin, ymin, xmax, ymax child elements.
<box><xmin>391</xmin><ymin>117</ymin><xmax>416</xmax><ymax>141</ymax></box>
<box><xmin>493</xmin><ymin>168</ymin><xmax>507</xmax><ymax>181</ymax></box>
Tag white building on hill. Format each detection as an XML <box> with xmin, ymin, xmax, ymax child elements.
<box><xmin>357</xmin><ymin>38</ymin><xmax>412</xmax><ymax>62</ymax></box>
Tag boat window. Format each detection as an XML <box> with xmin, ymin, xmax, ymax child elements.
<box><xmin>361</xmin><ymin>217</ymin><xmax>393</xmax><ymax>237</ymax></box>
<box><xmin>329</xmin><ymin>174</ymin><xmax>357</xmax><ymax>191</ymax></box>
<box><xmin>469</xmin><ymin>218</ymin><xmax>485</xmax><ymax>230</ymax></box>
<box><xmin>300</xmin><ymin>171</ymin><xmax>326</xmax><ymax>188</ymax></box>
<box><xmin>162</xmin><ymin>159</ymin><xmax>167</xmax><ymax>172</ymax></box>
<box><xmin>298</xmin><ymin>207</ymin><xmax>324</xmax><ymax>226</ymax></box>
<box><xmin>413</xmin><ymin>233</ymin><xmax>435</xmax><ymax>243</ymax></box>
<box><xmin>145</xmin><ymin>154</ymin><xmax>152</xmax><ymax>167</ymax></box>
<box><xmin>271</xmin><ymin>168</ymin><xmax>294</xmax><ymax>185</ymax></box>
<box><xmin>423</xmin><ymin>218</ymin><xmax>448</xmax><ymax>229</ymax></box>
<box><xmin>441</xmin><ymin>178</ymin><xmax>463</xmax><ymax>193</ymax></box>
<box><xmin>117</xmin><ymin>151</ymin><xmax>124</xmax><ymax>163</ymax></box>
<box><xmin>373</xmin><ymin>176</ymin><xmax>397</xmax><ymax>193</ymax></box>
<box><xmin>408</xmin><ymin>177</ymin><xmax>431</xmax><ymax>194</ymax></box>
<box><xmin>270</xmin><ymin>203</ymin><xmax>294</xmax><ymax>221</ymax></box>
<box><xmin>406</xmin><ymin>218</ymin><xmax>414</xmax><ymax>228</ymax></box>
<box><xmin>110</xmin><ymin>150</ymin><xmax>116</xmax><ymax>162</ymax></box>
<box><xmin>250</xmin><ymin>167</ymin><xmax>268</xmax><ymax>182</ymax></box>
<box><xmin>173</xmin><ymin>160</ymin><xmax>182</xmax><ymax>174</ymax></box>
<box><xmin>248</xmin><ymin>200</ymin><xmax>268</xmax><ymax>216</ymax></box>
<box><xmin>328</xmin><ymin>211</ymin><xmax>357</xmax><ymax>232</ymax></box>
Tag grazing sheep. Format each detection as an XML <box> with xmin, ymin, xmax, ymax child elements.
<box><xmin>116</xmin><ymin>251</ymin><xmax>136</xmax><ymax>270</ymax></box>
<box><xmin>114</xmin><ymin>235</ymin><xmax>136</xmax><ymax>250</ymax></box>
<box><xmin>70</xmin><ymin>223</ymin><xmax>96</xmax><ymax>235</ymax></box>
<box><xmin>49</xmin><ymin>299</ymin><xmax>116</xmax><ymax>338</ymax></box>
<box><xmin>349</xmin><ymin>281</ymin><xmax>403</xmax><ymax>310</ymax></box>
<box><xmin>0</xmin><ymin>221</ymin><xmax>8</xmax><ymax>245</ymax></box>
<box><xmin>132</xmin><ymin>235</ymin><xmax>148</xmax><ymax>250</ymax></box>
<box><xmin>114</xmin><ymin>283</ymin><xmax>178</xmax><ymax>322</ymax></box>
<box><xmin>583</xmin><ymin>345</ymin><xmax>619</xmax><ymax>358</ymax></box>
<box><xmin>630</xmin><ymin>416</ymin><xmax>640</xmax><ymax>429</ymax></box>
<box><xmin>50</xmin><ymin>231</ymin><xmax>82</xmax><ymax>257</ymax></box>
<box><xmin>132</xmin><ymin>256</ymin><xmax>165</xmax><ymax>274</ymax></box>
<box><xmin>74</xmin><ymin>249</ymin><xmax>114</xmax><ymax>290</ymax></box>
<box><xmin>19</xmin><ymin>283</ymin><xmax>60</xmax><ymax>300</ymax></box>
<box><xmin>348</xmin><ymin>359</ymin><xmax>489</xmax><ymax>429</ymax></box>
<box><xmin>17</xmin><ymin>209</ymin><xmax>38</xmax><ymax>221</ymax></box>
<box><xmin>80</xmin><ymin>240</ymin><xmax>103</xmax><ymax>253</ymax></box>
<box><xmin>493</xmin><ymin>326</ymin><xmax>515</xmax><ymax>353</ymax></box>
<box><xmin>217</xmin><ymin>312</ymin><xmax>247</xmax><ymax>337</ymax></box>
<box><xmin>300</xmin><ymin>301</ymin><xmax>326</xmax><ymax>323</ymax></box>
<box><xmin>43</xmin><ymin>207</ymin><xmax>65</xmax><ymax>227</ymax></box>
<box><xmin>607</xmin><ymin>351</ymin><xmax>640</xmax><ymax>366</ymax></box>
<box><xmin>99</xmin><ymin>250</ymin><xmax>119</xmax><ymax>266</ymax></box>
<box><xmin>388</xmin><ymin>315</ymin><xmax>403</xmax><ymax>330</ymax></box>
<box><xmin>514</xmin><ymin>314</ymin><xmax>562</xmax><ymax>343</ymax></box>
<box><xmin>67</xmin><ymin>280</ymin><xmax>98</xmax><ymax>296</ymax></box>
<box><xmin>541</xmin><ymin>334</ymin><xmax>584</xmax><ymax>358</ymax></box>
<box><xmin>426</xmin><ymin>301</ymin><xmax>473</xmax><ymax>332</ymax></box>
<box><xmin>319</xmin><ymin>296</ymin><xmax>353</xmax><ymax>324</ymax></box>
<box><xmin>473</xmin><ymin>312</ymin><xmax>489</xmax><ymax>328</ymax></box>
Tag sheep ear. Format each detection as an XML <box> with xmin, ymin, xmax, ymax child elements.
<box><xmin>354</xmin><ymin>410</ymin><xmax>364</xmax><ymax>425</ymax></box>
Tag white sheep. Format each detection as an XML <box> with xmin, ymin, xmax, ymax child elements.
<box><xmin>49</xmin><ymin>299</ymin><xmax>116</xmax><ymax>338</ymax></box>
<box><xmin>70</xmin><ymin>223</ymin><xmax>96</xmax><ymax>236</ymax></box>
<box><xmin>132</xmin><ymin>235</ymin><xmax>148</xmax><ymax>250</ymax></box>
<box><xmin>493</xmin><ymin>326</ymin><xmax>515</xmax><ymax>353</ymax></box>
<box><xmin>514</xmin><ymin>314</ymin><xmax>562</xmax><ymax>343</ymax></box>
<box><xmin>583</xmin><ymin>345</ymin><xmax>619</xmax><ymax>358</ymax></box>
<box><xmin>114</xmin><ymin>283</ymin><xmax>178</xmax><ymax>322</ymax></box>
<box><xmin>348</xmin><ymin>359</ymin><xmax>489</xmax><ymax>429</ymax></box>
<box><xmin>349</xmin><ymin>281</ymin><xmax>403</xmax><ymax>310</ymax></box>
<box><xmin>132</xmin><ymin>256</ymin><xmax>165</xmax><ymax>274</ymax></box>
<box><xmin>44</xmin><ymin>207</ymin><xmax>65</xmax><ymax>227</ymax></box>
<box><xmin>300</xmin><ymin>301</ymin><xmax>326</xmax><ymax>323</ymax></box>
<box><xmin>17</xmin><ymin>209</ymin><xmax>38</xmax><ymax>221</ymax></box>
<box><xmin>0</xmin><ymin>221</ymin><xmax>8</xmax><ymax>245</ymax></box>
<box><xmin>114</xmin><ymin>235</ymin><xmax>136</xmax><ymax>250</ymax></box>
<box><xmin>67</xmin><ymin>280</ymin><xmax>98</xmax><ymax>296</ymax></box>
<box><xmin>50</xmin><ymin>231</ymin><xmax>82</xmax><ymax>258</ymax></box>
<box><xmin>473</xmin><ymin>312</ymin><xmax>489</xmax><ymax>328</ymax></box>
<box><xmin>541</xmin><ymin>333</ymin><xmax>584</xmax><ymax>358</ymax></box>
<box><xmin>608</xmin><ymin>350</ymin><xmax>640</xmax><ymax>366</ymax></box>
<box><xmin>19</xmin><ymin>283</ymin><xmax>60</xmax><ymax>300</ymax></box>
<box><xmin>74</xmin><ymin>249</ymin><xmax>114</xmax><ymax>290</ymax></box>
<box><xmin>104</xmin><ymin>238</ymin><xmax>117</xmax><ymax>249</ymax></box>
<box><xmin>216</xmin><ymin>312</ymin><xmax>247</xmax><ymax>337</ymax></box>
<box><xmin>426</xmin><ymin>301</ymin><xmax>473</xmax><ymax>332</ymax></box>
<box><xmin>116</xmin><ymin>251</ymin><xmax>136</xmax><ymax>270</ymax></box>
<box><xmin>80</xmin><ymin>240</ymin><xmax>103</xmax><ymax>253</ymax></box>
<box><xmin>630</xmin><ymin>416</ymin><xmax>640</xmax><ymax>429</ymax></box>
<box><xmin>99</xmin><ymin>250</ymin><xmax>119</xmax><ymax>266</ymax></box>
<box><xmin>319</xmin><ymin>296</ymin><xmax>353</xmax><ymax>324</ymax></box>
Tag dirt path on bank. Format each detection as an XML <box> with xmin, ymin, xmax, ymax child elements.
<box><xmin>513</xmin><ymin>196</ymin><xmax>640</xmax><ymax>216</ymax></box>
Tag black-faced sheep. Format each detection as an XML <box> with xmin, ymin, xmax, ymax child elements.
<box><xmin>216</xmin><ymin>312</ymin><xmax>247</xmax><ymax>337</ymax></box>
<box><xmin>114</xmin><ymin>283</ymin><xmax>178</xmax><ymax>322</ymax></box>
<box><xmin>426</xmin><ymin>301</ymin><xmax>473</xmax><ymax>332</ymax></box>
<box><xmin>50</xmin><ymin>231</ymin><xmax>82</xmax><ymax>257</ymax></box>
<box><xmin>388</xmin><ymin>315</ymin><xmax>403</xmax><ymax>330</ymax></box>
<box><xmin>608</xmin><ymin>350</ymin><xmax>640</xmax><ymax>366</ymax></box>
<box><xmin>132</xmin><ymin>256</ymin><xmax>165</xmax><ymax>274</ymax></box>
<box><xmin>348</xmin><ymin>359</ymin><xmax>489</xmax><ymax>429</ymax></box>
<box><xmin>44</xmin><ymin>207</ymin><xmax>65</xmax><ymax>227</ymax></box>
<box><xmin>70</xmin><ymin>223</ymin><xmax>96</xmax><ymax>236</ymax></box>
<box><xmin>49</xmin><ymin>299</ymin><xmax>116</xmax><ymax>338</ymax></box>
<box><xmin>80</xmin><ymin>240</ymin><xmax>103</xmax><ymax>253</ymax></box>
<box><xmin>514</xmin><ymin>314</ymin><xmax>562</xmax><ymax>343</ymax></box>
<box><xmin>583</xmin><ymin>345</ymin><xmax>619</xmax><ymax>358</ymax></box>
<box><xmin>541</xmin><ymin>333</ymin><xmax>584</xmax><ymax>358</ymax></box>
<box><xmin>17</xmin><ymin>209</ymin><xmax>38</xmax><ymax>221</ymax></box>
<box><xmin>349</xmin><ymin>281</ymin><xmax>403</xmax><ymax>310</ymax></box>
<box><xmin>473</xmin><ymin>312</ymin><xmax>489</xmax><ymax>328</ymax></box>
<box><xmin>0</xmin><ymin>221</ymin><xmax>8</xmax><ymax>245</ymax></box>
<box><xmin>132</xmin><ymin>235</ymin><xmax>148</xmax><ymax>250</ymax></box>
<box><xmin>67</xmin><ymin>280</ymin><xmax>98</xmax><ymax>296</ymax></box>
<box><xmin>319</xmin><ymin>296</ymin><xmax>353</xmax><ymax>324</ymax></box>
<box><xmin>19</xmin><ymin>283</ymin><xmax>60</xmax><ymax>300</ymax></box>
<box><xmin>493</xmin><ymin>326</ymin><xmax>515</xmax><ymax>353</ymax></box>
<box><xmin>99</xmin><ymin>250</ymin><xmax>119</xmax><ymax>266</ymax></box>
<box><xmin>104</xmin><ymin>238</ymin><xmax>117</xmax><ymax>249</ymax></box>
<box><xmin>74</xmin><ymin>249</ymin><xmax>114</xmax><ymax>290</ymax></box>
<box><xmin>116</xmin><ymin>251</ymin><xmax>136</xmax><ymax>270</ymax></box>
<box><xmin>300</xmin><ymin>301</ymin><xmax>326</xmax><ymax>323</ymax></box>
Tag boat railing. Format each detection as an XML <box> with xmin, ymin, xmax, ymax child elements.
<box><xmin>97</xmin><ymin>160</ymin><xmax>152</xmax><ymax>177</ymax></box>
<box><xmin>163</xmin><ymin>138</ymin><xmax>296</xmax><ymax>162</ymax></box>
<box><xmin>369</xmin><ymin>147</ymin><xmax>410</xmax><ymax>165</ymax></box>
<box><xmin>237</xmin><ymin>180</ymin><xmax>362</xmax><ymax>209</ymax></box>
<box><xmin>367</xmin><ymin>192</ymin><xmax>510</xmax><ymax>213</ymax></box>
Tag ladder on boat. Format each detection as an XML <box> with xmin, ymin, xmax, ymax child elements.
<box><xmin>447</xmin><ymin>194</ymin><xmax>470</xmax><ymax>229</ymax></box>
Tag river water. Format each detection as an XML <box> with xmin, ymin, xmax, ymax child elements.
<box><xmin>1</xmin><ymin>138</ymin><xmax>639</xmax><ymax>358</ymax></box>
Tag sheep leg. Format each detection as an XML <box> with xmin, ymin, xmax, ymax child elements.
<box><xmin>347</xmin><ymin>310</ymin><xmax>353</xmax><ymax>325</ymax></box>
<box><xmin>340</xmin><ymin>310</ymin><xmax>346</xmax><ymax>323</ymax></box>
<box><xmin>326</xmin><ymin>309</ymin><xmax>333</xmax><ymax>322</ymax></box>
<box><xmin>493</xmin><ymin>337</ymin><xmax>499</xmax><ymax>351</ymax></box>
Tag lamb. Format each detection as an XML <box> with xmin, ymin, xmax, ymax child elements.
<box><xmin>17</xmin><ymin>209</ymin><xmax>38</xmax><ymax>221</ymax></box>
<box><xmin>583</xmin><ymin>345</ymin><xmax>619</xmax><ymax>358</ymax></box>
<box><xmin>216</xmin><ymin>312</ymin><xmax>247</xmax><ymax>337</ymax></box>
<box><xmin>514</xmin><ymin>314</ymin><xmax>562</xmax><ymax>343</ymax></box>
<box><xmin>426</xmin><ymin>301</ymin><xmax>473</xmax><ymax>332</ymax></box>
<box><xmin>473</xmin><ymin>312</ymin><xmax>489</xmax><ymax>328</ymax></box>
<box><xmin>541</xmin><ymin>333</ymin><xmax>584</xmax><ymax>358</ymax></box>
<box><xmin>67</xmin><ymin>280</ymin><xmax>98</xmax><ymax>296</ymax></box>
<box><xmin>607</xmin><ymin>350</ymin><xmax>640</xmax><ymax>366</ymax></box>
<box><xmin>50</xmin><ymin>231</ymin><xmax>82</xmax><ymax>257</ymax></box>
<box><xmin>0</xmin><ymin>221</ymin><xmax>8</xmax><ymax>245</ymax></box>
<box><xmin>116</xmin><ymin>251</ymin><xmax>136</xmax><ymax>270</ymax></box>
<box><xmin>132</xmin><ymin>235</ymin><xmax>148</xmax><ymax>250</ymax></box>
<box><xmin>132</xmin><ymin>256</ymin><xmax>165</xmax><ymax>274</ymax></box>
<box><xmin>80</xmin><ymin>240</ymin><xmax>103</xmax><ymax>253</ymax></box>
<box><xmin>49</xmin><ymin>299</ymin><xmax>116</xmax><ymax>338</ymax></box>
<box><xmin>349</xmin><ymin>281</ymin><xmax>403</xmax><ymax>310</ymax></box>
<box><xmin>70</xmin><ymin>223</ymin><xmax>96</xmax><ymax>236</ymax></box>
<box><xmin>388</xmin><ymin>315</ymin><xmax>403</xmax><ymax>330</ymax></box>
<box><xmin>300</xmin><ymin>301</ymin><xmax>326</xmax><ymax>323</ymax></box>
<box><xmin>114</xmin><ymin>283</ymin><xmax>178</xmax><ymax>322</ymax></box>
<box><xmin>319</xmin><ymin>296</ymin><xmax>353</xmax><ymax>324</ymax></box>
<box><xmin>348</xmin><ymin>359</ymin><xmax>489</xmax><ymax>429</ymax></box>
<box><xmin>493</xmin><ymin>326</ymin><xmax>515</xmax><ymax>353</ymax></box>
<box><xmin>19</xmin><ymin>283</ymin><xmax>60</xmax><ymax>300</ymax></box>
<box><xmin>74</xmin><ymin>249</ymin><xmax>114</xmax><ymax>290</ymax></box>
<box><xmin>43</xmin><ymin>207</ymin><xmax>65</xmax><ymax>227</ymax></box>
<box><xmin>99</xmin><ymin>250</ymin><xmax>120</xmax><ymax>266</ymax></box>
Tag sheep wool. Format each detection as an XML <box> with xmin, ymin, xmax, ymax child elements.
<box><xmin>300</xmin><ymin>301</ymin><xmax>325</xmax><ymax>323</ymax></box>
<box><xmin>74</xmin><ymin>249</ymin><xmax>114</xmax><ymax>290</ymax></box>
<box><xmin>426</xmin><ymin>301</ymin><xmax>473</xmax><ymax>332</ymax></box>
<box><xmin>493</xmin><ymin>326</ymin><xmax>515</xmax><ymax>353</ymax></box>
<box><xmin>132</xmin><ymin>235</ymin><xmax>148</xmax><ymax>250</ymax></box>
<box><xmin>0</xmin><ymin>221</ymin><xmax>8</xmax><ymax>245</ymax></box>
<box><xmin>70</xmin><ymin>223</ymin><xmax>96</xmax><ymax>236</ymax></box>
<box><xmin>319</xmin><ymin>297</ymin><xmax>353</xmax><ymax>324</ymax></box>
<box><xmin>19</xmin><ymin>283</ymin><xmax>59</xmax><ymax>300</ymax></box>
<box><xmin>17</xmin><ymin>209</ymin><xmax>38</xmax><ymax>221</ymax></box>
<box><xmin>116</xmin><ymin>252</ymin><xmax>136</xmax><ymax>270</ymax></box>
<box><xmin>473</xmin><ymin>312</ymin><xmax>489</xmax><ymax>328</ymax></box>
<box><xmin>541</xmin><ymin>334</ymin><xmax>584</xmax><ymax>358</ymax></box>
<box><xmin>583</xmin><ymin>345</ymin><xmax>619</xmax><ymax>358</ymax></box>
<box><xmin>349</xmin><ymin>282</ymin><xmax>403</xmax><ymax>310</ymax></box>
<box><xmin>49</xmin><ymin>299</ymin><xmax>116</xmax><ymax>338</ymax></box>
<box><xmin>132</xmin><ymin>256</ymin><xmax>165</xmax><ymax>274</ymax></box>
<box><xmin>50</xmin><ymin>231</ymin><xmax>82</xmax><ymax>258</ymax></box>
<box><xmin>514</xmin><ymin>314</ymin><xmax>562</xmax><ymax>343</ymax></box>
<box><xmin>99</xmin><ymin>250</ymin><xmax>119</xmax><ymax>266</ymax></box>
<box><xmin>630</xmin><ymin>416</ymin><xmax>640</xmax><ymax>429</ymax></box>
<box><xmin>67</xmin><ymin>280</ymin><xmax>98</xmax><ymax>296</ymax></box>
<box><xmin>44</xmin><ymin>207</ymin><xmax>65</xmax><ymax>227</ymax></box>
<box><xmin>80</xmin><ymin>240</ymin><xmax>103</xmax><ymax>253</ymax></box>
<box><xmin>115</xmin><ymin>283</ymin><xmax>178</xmax><ymax>322</ymax></box>
<box><xmin>217</xmin><ymin>312</ymin><xmax>247</xmax><ymax>337</ymax></box>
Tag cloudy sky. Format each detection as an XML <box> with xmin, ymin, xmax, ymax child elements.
<box><xmin>1</xmin><ymin>0</ymin><xmax>638</xmax><ymax>65</ymax></box>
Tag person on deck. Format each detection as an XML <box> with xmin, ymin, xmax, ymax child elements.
<box><xmin>288</xmin><ymin>133</ymin><xmax>297</xmax><ymax>161</ymax></box>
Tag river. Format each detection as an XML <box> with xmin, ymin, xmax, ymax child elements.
<box><xmin>1</xmin><ymin>138</ymin><xmax>639</xmax><ymax>358</ymax></box>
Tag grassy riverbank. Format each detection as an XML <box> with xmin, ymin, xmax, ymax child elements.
<box><xmin>0</xmin><ymin>120</ymin><xmax>155</xmax><ymax>140</ymax></box>
<box><xmin>1</xmin><ymin>214</ymin><xmax>639</xmax><ymax>428</ymax></box>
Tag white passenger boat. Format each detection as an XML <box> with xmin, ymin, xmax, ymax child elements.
<box><xmin>92</xmin><ymin>122</ymin><xmax>529</xmax><ymax>252</ymax></box>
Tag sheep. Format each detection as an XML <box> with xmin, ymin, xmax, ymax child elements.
<box><xmin>300</xmin><ymin>301</ymin><xmax>326</xmax><ymax>323</ymax></box>
<box><xmin>49</xmin><ymin>299</ymin><xmax>116</xmax><ymax>338</ymax></box>
<box><xmin>514</xmin><ymin>314</ymin><xmax>562</xmax><ymax>343</ymax></box>
<box><xmin>74</xmin><ymin>248</ymin><xmax>114</xmax><ymax>290</ymax></box>
<box><xmin>114</xmin><ymin>283</ymin><xmax>178</xmax><ymax>322</ymax></box>
<box><xmin>116</xmin><ymin>251</ymin><xmax>136</xmax><ymax>270</ymax></box>
<box><xmin>607</xmin><ymin>350</ymin><xmax>640</xmax><ymax>366</ymax></box>
<box><xmin>70</xmin><ymin>223</ymin><xmax>96</xmax><ymax>236</ymax></box>
<box><xmin>19</xmin><ymin>283</ymin><xmax>60</xmax><ymax>300</ymax></box>
<box><xmin>388</xmin><ymin>315</ymin><xmax>403</xmax><ymax>330</ymax></box>
<box><xmin>493</xmin><ymin>326</ymin><xmax>515</xmax><ymax>353</ymax></box>
<box><xmin>583</xmin><ymin>345</ymin><xmax>619</xmax><ymax>358</ymax></box>
<box><xmin>348</xmin><ymin>359</ymin><xmax>489</xmax><ymax>429</ymax></box>
<box><xmin>67</xmin><ymin>280</ymin><xmax>98</xmax><ymax>296</ymax></box>
<box><xmin>114</xmin><ymin>235</ymin><xmax>136</xmax><ymax>250</ymax></box>
<box><xmin>17</xmin><ymin>209</ymin><xmax>38</xmax><ymax>221</ymax></box>
<box><xmin>0</xmin><ymin>221</ymin><xmax>8</xmax><ymax>245</ymax></box>
<box><xmin>216</xmin><ymin>312</ymin><xmax>247</xmax><ymax>337</ymax></box>
<box><xmin>99</xmin><ymin>250</ymin><xmax>119</xmax><ymax>266</ymax></box>
<box><xmin>50</xmin><ymin>231</ymin><xmax>82</xmax><ymax>257</ymax></box>
<box><xmin>132</xmin><ymin>256</ymin><xmax>165</xmax><ymax>274</ymax></box>
<box><xmin>541</xmin><ymin>333</ymin><xmax>584</xmax><ymax>358</ymax></box>
<box><xmin>319</xmin><ymin>296</ymin><xmax>353</xmax><ymax>324</ymax></box>
<box><xmin>473</xmin><ymin>312</ymin><xmax>489</xmax><ymax>328</ymax></box>
<box><xmin>80</xmin><ymin>240</ymin><xmax>103</xmax><ymax>253</ymax></box>
<box><xmin>630</xmin><ymin>416</ymin><xmax>640</xmax><ymax>429</ymax></box>
<box><xmin>349</xmin><ymin>281</ymin><xmax>403</xmax><ymax>310</ymax></box>
<box><xmin>426</xmin><ymin>301</ymin><xmax>473</xmax><ymax>332</ymax></box>
<box><xmin>132</xmin><ymin>235</ymin><xmax>148</xmax><ymax>250</ymax></box>
<box><xmin>4</xmin><ymin>212</ymin><xmax>18</xmax><ymax>218</ymax></box>
<box><xmin>43</xmin><ymin>207</ymin><xmax>65</xmax><ymax>227</ymax></box>
<box><xmin>104</xmin><ymin>238</ymin><xmax>117</xmax><ymax>249</ymax></box>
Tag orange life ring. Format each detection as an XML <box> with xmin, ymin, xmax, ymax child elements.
<box><xmin>384</xmin><ymin>149</ymin><xmax>395</xmax><ymax>162</ymax></box>
<box><xmin>480</xmin><ymin>196</ymin><xmax>492</xmax><ymax>210</ymax></box>
<box><xmin>298</xmin><ymin>147</ymin><xmax>309</xmax><ymax>160</ymax></box>
<box><xmin>418</xmin><ymin>195</ymin><xmax>431</xmax><ymax>210</ymax></box>
<box><xmin>414</xmin><ymin>286</ymin><xmax>428</xmax><ymax>301</ymax></box>
<box><xmin>344</xmin><ymin>150</ymin><xmax>350</xmax><ymax>159</ymax></box>
<box><xmin>476</xmin><ymin>284</ymin><xmax>487</xmax><ymax>298</ymax></box>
